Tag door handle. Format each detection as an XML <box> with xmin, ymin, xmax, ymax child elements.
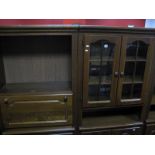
<box><xmin>4</xmin><ymin>98</ymin><xmax>8</xmax><ymax>104</ymax></box>
<box><xmin>120</xmin><ymin>72</ymin><xmax>124</xmax><ymax>77</ymax></box>
<box><xmin>114</xmin><ymin>72</ymin><xmax>119</xmax><ymax>77</ymax></box>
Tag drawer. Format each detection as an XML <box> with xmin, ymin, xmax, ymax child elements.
<box><xmin>145</xmin><ymin>123</ymin><xmax>155</xmax><ymax>135</ymax></box>
<box><xmin>111</xmin><ymin>127</ymin><xmax>142</xmax><ymax>135</ymax></box>
<box><xmin>0</xmin><ymin>94</ymin><xmax>72</xmax><ymax>128</ymax></box>
<box><xmin>81</xmin><ymin>129</ymin><xmax>111</xmax><ymax>135</ymax></box>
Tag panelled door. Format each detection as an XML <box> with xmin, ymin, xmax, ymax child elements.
<box><xmin>83</xmin><ymin>34</ymin><xmax>121</xmax><ymax>107</ymax></box>
<box><xmin>117</xmin><ymin>36</ymin><xmax>154</xmax><ymax>105</ymax></box>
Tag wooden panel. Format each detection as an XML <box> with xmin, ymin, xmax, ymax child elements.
<box><xmin>0</xmin><ymin>94</ymin><xmax>72</xmax><ymax>128</ymax></box>
<box><xmin>2</xmin><ymin>126</ymin><xmax>74</xmax><ymax>135</ymax></box>
<box><xmin>111</xmin><ymin>127</ymin><xmax>142</xmax><ymax>135</ymax></box>
<box><xmin>145</xmin><ymin>124</ymin><xmax>155</xmax><ymax>135</ymax></box>
<box><xmin>80</xmin><ymin>126</ymin><xmax>142</xmax><ymax>135</ymax></box>
<box><xmin>81</xmin><ymin>129</ymin><xmax>110</xmax><ymax>135</ymax></box>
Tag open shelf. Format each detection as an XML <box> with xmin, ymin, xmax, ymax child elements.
<box><xmin>82</xmin><ymin>107</ymin><xmax>141</xmax><ymax>128</ymax></box>
<box><xmin>0</xmin><ymin>82</ymin><xmax>72</xmax><ymax>94</ymax></box>
<box><xmin>0</xmin><ymin>35</ymin><xmax>72</xmax><ymax>94</ymax></box>
<box><xmin>82</xmin><ymin>114</ymin><xmax>140</xmax><ymax>128</ymax></box>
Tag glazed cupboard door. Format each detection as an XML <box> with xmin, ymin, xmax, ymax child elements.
<box><xmin>117</xmin><ymin>36</ymin><xmax>154</xmax><ymax>105</ymax></box>
<box><xmin>83</xmin><ymin>34</ymin><xmax>121</xmax><ymax>107</ymax></box>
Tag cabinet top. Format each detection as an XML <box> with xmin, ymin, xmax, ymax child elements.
<box><xmin>0</xmin><ymin>25</ymin><xmax>155</xmax><ymax>34</ymax></box>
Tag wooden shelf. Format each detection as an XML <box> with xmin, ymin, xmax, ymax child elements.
<box><xmin>151</xmin><ymin>94</ymin><xmax>155</xmax><ymax>105</ymax></box>
<box><xmin>89</xmin><ymin>58</ymin><xmax>113</xmax><ymax>62</ymax></box>
<box><xmin>126</xmin><ymin>56</ymin><xmax>146</xmax><ymax>62</ymax></box>
<box><xmin>82</xmin><ymin>114</ymin><xmax>140</xmax><ymax>128</ymax></box>
<box><xmin>0</xmin><ymin>81</ymin><xmax>72</xmax><ymax>94</ymax></box>
<box><xmin>123</xmin><ymin>76</ymin><xmax>143</xmax><ymax>84</ymax></box>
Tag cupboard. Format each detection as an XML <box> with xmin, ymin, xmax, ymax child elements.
<box><xmin>83</xmin><ymin>34</ymin><xmax>154</xmax><ymax>107</ymax></box>
<box><xmin>0</xmin><ymin>25</ymin><xmax>155</xmax><ymax>134</ymax></box>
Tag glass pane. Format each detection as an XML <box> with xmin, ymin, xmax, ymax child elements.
<box><xmin>88</xmin><ymin>39</ymin><xmax>115</xmax><ymax>102</ymax></box>
<box><xmin>133</xmin><ymin>84</ymin><xmax>142</xmax><ymax>98</ymax></box>
<box><xmin>89</xmin><ymin>61</ymin><xmax>100</xmax><ymax>76</ymax></box>
<box><xmin>99</xmin><ymin>84</ymin><xmax>111</xmax><ymax>100</ymax></box>
<box><xmin>137</xmin><ymin>41</ymin><xmax>148</xmax><ymax>59</ymax></box>
<box><xmin>135</xmin><ymin>62</ymin><xmax>145</xmax><ymax>81</ymax></box>
<box><xmin>126</xmin><ymin>42</ymin><xmax>137</xmax><ymax>60</ymax></box>
<box><xmin>124</xmin><ymin>62</ymin><xmax>135</xmax><ymax>83</ymax></box>
<box><xmin>121</xmin><ymin>40</ymin><xmax>148</xmax><ymax>100</ymax></box>
<box><xmin>122</xmin><ymin>84</ymin><xmax>132</xmax><ymax>99</ymax></box>
<box><xmin>126</xmin><ymin>40</ymin><xmax>148</xmax><ymax>61</ymax></box>
<box><xmin>88</xmin><ymin>85</ymin><xmax>99</xmax><ymax>101</ymax></box>
<box><xmin>90</xmin><ymin>40</ymin><xmax>115</xmax><ymax>61</ymax></box>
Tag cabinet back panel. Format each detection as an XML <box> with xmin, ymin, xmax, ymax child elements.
<box><xmin>0</xmin><ymin>35</ymin><xmax>72</xmax><ymax>83</ymax></box>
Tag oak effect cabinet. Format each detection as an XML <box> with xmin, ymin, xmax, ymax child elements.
<box><xmin>0</xmin><ymin>25</ymin><xmax>155</xmax><ymax>135</ymax></box>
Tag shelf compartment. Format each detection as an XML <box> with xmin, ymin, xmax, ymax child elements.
<box><xmin>82</xmin><ymin>114</ymin><xmax>141</xmax><ymax>128</ymax></box>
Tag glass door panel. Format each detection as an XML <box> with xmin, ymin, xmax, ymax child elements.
<box><xmin>118</xmin><ymin>37</ymin><xmax>152</xmax><ymax>104</ymax></box>
<box><xmin>88</xmin><ymin>40</ymin><xmax>114</xmax><ymax>102</ymax></box>
<box><xmin>83</xmin><ymin>35</ymin><xmax>121</xmax><ymax>107</ymax></box>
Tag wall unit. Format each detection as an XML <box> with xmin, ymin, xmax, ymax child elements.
<box><xmin>0</xmin><ymin>25</ymin><xmax>155</xmax><ymax>135</ymax></box>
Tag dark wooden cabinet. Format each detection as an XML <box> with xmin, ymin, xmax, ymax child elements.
<box><xmin>0</xmin><ymin>25</ymin><xmax>155</xmax><ymax>134</ymax></box>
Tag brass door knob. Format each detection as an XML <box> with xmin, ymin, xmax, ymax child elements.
<box><xmin>4</xmin><ymin>98</ymin><xmax>8</xmax><ymax>104</ymax></box>
<box><xmin>120</xmin><ymin>72</ymin><xmax>124</xmax><ymax>77</ymax></box>
<box><xmin>64</xmin><ymin>96</ymin><xmax>68</xmax><ymax>102</ymax></box>
<box><xmin>114</xmin><ymin>72</ymin><xmax>119</xmax><ymax>77</ymax></box>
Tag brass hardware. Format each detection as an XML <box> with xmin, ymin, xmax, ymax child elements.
<box><xmin>114</xmin><ymin>72</ymin><xmax>119</xmax><ymax>77</ymax></box>
<box><xmin>85</xmin><ymin>49</ymin><xmax>89</xmax><ymax>52</ymax></box>
<box><xmin>64</xmin><ymin>96</ymin><xmax>68</xmax><ymax>102</ymax></box>
<box><xmin>120</xmin><ymin>72</ymin><xmax>124</xmax><ymax>77</ymax></box>
<box><xmin>4</xmin><ymin>98</ymin><xmax>8</xmax><ymax>104</ymax></box>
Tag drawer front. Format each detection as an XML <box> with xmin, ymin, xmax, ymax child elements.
<box><xmin>111</xmin><ymin>127</ymin><xmax>142</xmax><ymax>135</ymax></box>
<box><xmin>146</xmin><ymin>124</ymin><xmax>155</xmax><ymax>135</ymax></box>
<box><xmin>0</xmin><ymin>94</ymin><xmax>72</xmax><ymax>128</ymax></box>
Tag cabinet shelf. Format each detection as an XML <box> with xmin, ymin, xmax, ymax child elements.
<box><xmin>126</xmin><ymin>56</ymin><xmax>146</xmax><ymax>62</ymax></box>
<box><xmin>123</xmin><ymin>77</ymin><xmax>144</xmax><ymax>84</ymax></box>
<box><xmin>0</xmin><ymin>82</ymin><xmax>72</xmax><ymax>94</ymax></box>
<box><xmin>82</xmin><ymin>114</ymin><xmax>140</xmax><ymax>128</ymax></box>
<box><xmin>89</xmin><ymin>58</ymin><xmax>113</xmax><ymax>62</ymax></box>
